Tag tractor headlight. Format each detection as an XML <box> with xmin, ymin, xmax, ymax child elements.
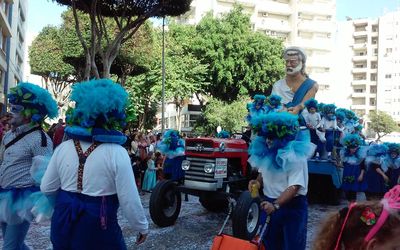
<box><xmin>181</xmin><ymin>160</ymin><xmax>190</xmax><ymax>170</ymax></box>
<box><xmin>204</xmin><ymin>163</ymin><xmax>215</xmax><ymax>173</ymax></box>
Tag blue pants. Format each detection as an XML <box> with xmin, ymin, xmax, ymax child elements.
<box><xmin>1</xmin><ymin>221</ymin><xmax>31</xmax><ymax>250</ymax></box>
<box><xmin>261</xmin><ymin>195</ymin><xmax>308</xmax><ymax>250</ymax></box>
<box><xmin>50</xmin><ymin>190</ymin><xmax>126</xmax><ymax>250</ymax></box>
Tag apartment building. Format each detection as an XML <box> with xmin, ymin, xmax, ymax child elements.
<box><xmin>0</xmin><ymin>0</ymin><xmax>27</xmax><ymax>111</ymax></box>
<box><xmin>177</xmin><ymin>0</ymin><xmax>336</xmax><ymax>102</ymax></box>
<box><xmin>336</xmin><ymin>10</ymin><xmax>400</xmax><ymax>123</ymax></box>
<box><xmin>376</xmin><ymin>10</ymin><xmax>400</xmax><ymax>122</ymax></box>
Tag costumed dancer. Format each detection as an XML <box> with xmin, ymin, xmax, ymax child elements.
<box><xmin>382</xmin><ymin>143</ymin><xmax>400</xmax><ymax>188</ymax></box>
<box><xmin>158</xmin><ymin>130</ymin><xmax>185</xmax><ymax>182</ymax></box>
<box><xmin>313</xmin><ymin>185</ymin><xmax>400</xmax><ymax>250</ymax></box>
<box><xmin>303</xmin><ymin>98</ymin><xmax>322</xmax><ymax>157</ymax></box>
<box><xmin>340</xmin><ymin>134</ymin><xmax>368</xmax><ymax>202</ymax></box>
<box><xmin>0</xmin><ymin>82</ymin><xmax>57</xmax><ymax>249</ymax></box>
<box><xmin>142</xmin><ymin>152</ymin><xmax>157</xmax><ymax>192</ymax></box>
<box><xmin>248</xmin><ymin>112</ymin><xmax>316</xmax><ymax>250</ymax></box>
<box><xmin>336</xmin><ymin>108</ymin><xmax>359</xmax><ymax>136</ymax></box>
<box><xmin>40</xmin><ymin>79</ymin><xmax>148</xmax><ymax>249</ymax></box>
<box><xmin>319</xmin><ymin>104</ymin><xmax>339</xmax><ymax>158</ymax></box>
<box><xmin>265</xmin><ymin>94</ymin><xmax>283</xmax><ymax>113</ymax></box>
<box><xmin>332</xmin><ymin>111</ymin><xmax>346</xmax><ymax>165</ymax></box>
<box><xmin>365</xmin><ymin>143</ymin><xmax>389</xmax><ymax>200</ymax></box>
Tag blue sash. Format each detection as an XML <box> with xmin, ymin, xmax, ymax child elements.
<box><xmin>286</xmin><ymin>78</ymin><xmax>316</xmax><ymax>108</ymax></box>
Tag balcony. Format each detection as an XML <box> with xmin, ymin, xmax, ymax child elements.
<box><xmin>353</xmin><ymin>31</ymin><xmax>368</xmax><ymax>37</ymax></box>
<box><xmin>352</xmin><ymin>68</ymin><xmax>368</xmax><ymax>74</ymax></box>
<box><xmin>353</xmin><ymin>19</ymin><xmax>368</xmax><ymax>26</ymax></box>
<box><xmin>257</xmin><ymin>1</ymin><xmax>291</xmax><ymax>16</ymax></box>
<box><xmin>297</xmin><ymin>20</ymin><xmax>334</xmax><ymax>33</ymax></box>
<box><xmin>297</xmin><ymin>3</ymin><xmax>335</xmax><ymax>16</ymax></box>
<box><xmin>256</xmin><ymin>18</ymin><xmax>291</xmax><ymax>33</ymax></box>
<box><xmin>371</xmin><ymin>31</ymin><xmax>378</xmax><ymax>37</ymax></box>
<box><xmin>0</xmin><ymin>9</ymin><xmax>11</xmax><ymax>37</ymax></box>
<box><xmin>352</xmin><ymin>43</ymin><xmax>367</xmax><ymax>49</ymax></box>
<box><xmin>352</xmin><ymin>92</ymin><xmax>367</xmax><ymax>98</ymax></box>
<box><xmin>351</xmin><ymin>80</ymin><xmax>367</xmax><ymax>85</ymax></box>
<box><xmin>352</xmin><ymin>55</ymin><xmax>368</xmax><ymax>61</ymax></box>
<box><xmin>351</xmin><ymin>104</ymin><xmax>367</xmax><ymax>110</ymax></box>
<box><xmin>369</xmin><ymin>68</ymin><xmax>377</xmax><ymax>74</ymax></box>
<box><xmin>217</xmin><ymin>0</ymin><xmax>255</xmax><ymax>8</ymax></box>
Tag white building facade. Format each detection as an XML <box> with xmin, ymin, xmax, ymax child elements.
<box><xmin>177</xmin><ymin>0</ymin><xmax>337</xmax><ymax>102</ymax></box>
<box><xmin>0</xmin><ymin>0</ymin><xmax>27</xmax><ymax>112</ymax></box>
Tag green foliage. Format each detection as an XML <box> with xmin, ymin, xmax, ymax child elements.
<box><xmin>194</xmin><ymin>97</ymin><xmax>248</xmax><ymax>135</ymax></box>
<box><xmin>368</xmin><ymin>111</ymin><xmax>399</xmax><ymax>140</ymax></box>
<box><xmin>191</xmin><ymin>6</ymin><xmax>285</xmax><ymax>102</ymax></box>
<box><xmin>29</xmin><ymin>26</ymin><xmax>75</xmax><ymax>79</ymax></box>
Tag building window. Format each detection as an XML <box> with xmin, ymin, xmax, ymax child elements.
<box><xmin>386</xmin><ymin>48</ymin><xmax>393</xmax><ymax>53</ymax></box>
<box><xmin>385</xmin><ymin>74</ymin><xmax>392</xmax><ymax>79</ymax></box>
<box><xmin>370</xmin><ymin>86</ymin><xmax>377</xmax><ymax>93</ymax></box>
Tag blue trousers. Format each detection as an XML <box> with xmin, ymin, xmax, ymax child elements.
<box><xmin>1</xmin><ymin>221</ymin><xmax>31</xmax><ymax>250</ymax></box>
<box><xmin>50</xmin><ymin>190</ymin><xmax>126</xmax><ymax>250</ymax></box>
<box><xmin>261</xmin><ymin>195</ymin><xmax>308</xmax><ymax>250</ymax></box>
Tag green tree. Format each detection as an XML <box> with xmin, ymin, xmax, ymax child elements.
<box><xmin>29</xmin><ymin>26</ymin><xmax>76</xmax><ymax>114</ymax></box>
<box><xmin>195</xmin><ymin>97</ymin><xmax>248</xmax><ymax>135</ymax></box>
<box><xmin>191</xmin><ymin>6</ymin><xmax>285</xmax><ymax>102</ymax></box>
<box><xmin>368</xmin><ymin>111</ymin><xmax>399</xmax><ymax>141</ymax></box>
<box><xmin>53</xmin><ymin>0</ymin><xmax>191</xmax><ymax>79</ymax></box>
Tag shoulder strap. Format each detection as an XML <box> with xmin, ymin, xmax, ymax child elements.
<box><xmin>286</xmin><ymin>78</ymin><xmax>316</xmax><ymax>108</ymax></box>
<box><xmin>5</xmin><ymin>126</ymin><xmax>42</xmax><ymax>150</ymax></box>
<box><xmin>73</xmin><ymin>139</ymin><xmax>100</xmax><ymax>192</ymax></box>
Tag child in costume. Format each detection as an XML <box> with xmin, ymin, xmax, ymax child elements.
<box><xmin>313</xmin><ymin>185</ymin><xmax>400</xmax><ymax>250</ymax></box>
<box><xmin>336</xmin><ymin>108</ymin><xmax>359</xmax><ymax>136</ymax></box>
<box><xmin>142</xmin><ymin>152</ymin><xmax>157</xmax><ymax>192</ymax></box>
<box><xmin>303</xmin><ymin>98</ymin><xmax>322</xmax><ymax>157</ymax></box>
<box><xmin>332</xmin><ymin>111</ymin><xmax>346</xmax><ymax>165</ymax></box>
<box><xmin>365</xmin><ymin>144</ymin><xmax>389</xmax><ymax>200</ymax></box>
<box><xmin>319</xmin><ymin>104</ymin><xmax>340</xmax><ymax>158</ymax></box>
<box><xmin>382</xmin><ymin>143</ymin><xmax>400</xmax><ymax>188</ymax></box>
<box><xmin>41</xmin><ymin>79</ymin><xmax>148</xmax><ymax>249</ymax></box>
<box><xmin>158</xmin><ymin>130</ymin><xmax>185</xmax><ymax>182</ymax></box>
<box><xmin>248</xmin><ymin>112</ymin><xmax>316</xmax><ymax>250</ymax></box>
<box><xmin>265</xmin><ymin>94</ymin><xmax>282</xmax><ymax>113</ymax></box>
<box><xmin>340</xmin><ymin>134</ymin><xmax>368</xmax><ymax>202</ymax></box>
<box><xmin>0</xmin><ymin>82</ymin><xmax>57</xmax><ymax>249</ymax></box>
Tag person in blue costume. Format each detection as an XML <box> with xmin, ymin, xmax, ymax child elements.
<box><xmin>40</xmin><ymin>79</ymin><xmax>148</xmax><ymax>249</ymax></box>
<box><xmin>340</xmin><ymin>134</ymin><xmax>368</xmax><ymax>202</ymax></box>
<box><xmin>336</xmin><ymin>108</ymin><xmax>359</xmax><ymax>136</ymax></box>
<box><xmin>216</xmin><ymin>130</ymin><xmax>230</xmax><ymax>139</ymax></box>
<box><xmin>303</xmin><ymin>98</ymin><xmax>322</xmax><ymax>157</ymax></box>
<box><xmin>0</xmin><ymin>82</ymin><xmax>58</xmax><ymax>250</ymax></box>
<box><xmin>265</xmin><ymin>94</ymin><xmax>283</xmax><ymax>113</ymax></box>
<box><xmin>365</xmin><ymin>143</ymin><xmax>389</xmax><ymax>200</ymax></box>
<box><xmin>382</xmin><ymin>143</ymin><xmax>400</xmax><ymax>188</ymax></box>
<box><xmin>246</xmin><ymin>94</ymin><xmax>267</xmax><ymax>123</ymax></box>
<box><xmin>158</xmin><ymin>130</ymin><xmax>185</xmax><ymax>182</ymax></box>
<box><xmin>248</xmin><ymin>112</ymin><xmax>316</xmax><ymax>250</ymax></box>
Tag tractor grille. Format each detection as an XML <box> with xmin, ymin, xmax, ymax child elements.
<box><xmin>185</xmin><ymin>157</ymin><xmax>216</xmax><ymax>183</ymax></box>
<box><xmin>185</xmin><ymin>141</ymin><xmax>214</xmax><ymax>154</ymax></box>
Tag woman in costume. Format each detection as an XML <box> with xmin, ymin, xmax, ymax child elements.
<box><xmin>365</xmin><ymin>143</ymin><xmax>389</xmax><ymax>200</ymax></box>
<box><xmin>340</xmin><ymin>134</ymin><xmax>368</xmax><ymax>202</ymax></box>
<box><xmin>382</xmin><ymin>143</ymin><xmax>400</xmax><ymax>188</ymax></box>
<box><xmin>40</xmin><ymin>79</ymin><xmax>148</xmax><ymax>249</ymax></box>
<box><xmin>0</xmin><ymin>82</ymin><xmax>57</xmax><ymax>249</ymax></box>
<box><xmin>158</xmin><ymin>130</ymin><xmax>185</xmax><ymax>182</ymax></box>
<box><xmin>248</xmin><ymin>112</ymin><xmax>316</xmax><ymax>250</ymax></box>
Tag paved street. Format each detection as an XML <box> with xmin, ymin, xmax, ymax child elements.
<box><xmin>0</xmin><ymin>192</ymin><xmax>345</xmax><ymax>250</ymax></box>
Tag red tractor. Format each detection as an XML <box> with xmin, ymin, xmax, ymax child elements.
<box><xmin>149</xmin><ymin>137</ymin><xmax>261</xmax><ymax>239</ymax></box>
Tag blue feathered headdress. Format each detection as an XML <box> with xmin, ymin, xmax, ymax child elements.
<box><xmin>158</xmin><ymin>130</ymin><xmax>185</xmax><ymax>158</ymax></box>
<box><xmin>367</xmin><ymin>144</ymin><xmax>388</xmax><ymax>157</ymax></box>
<box><xmin>65</xmin><ymin>79</ymin><xmax>128</xmax><ymax>144</ymax></box>
<box><xmin>253</xmin><ymin>94</ymin><xmax>266</xmax><ymax>108</ymax></box>
<box><xmin>317</xmin><ymin>103</ymin><xmax>325</xmax><ymax>114</ymax></box>
<box><xmin>336</xmin><ymin>108</ymin><xmax>358</xmax><ymax>122</ymax></box>
<box><xmin>385</xmin><ymin>143</ymin><xmax>400</xmax><ymax>155</ymax></box>
<box><xmin>335</xmin><ymin>111</ymin><xmax>345</xmax><ymax>122</ymax></box>
<box><xmin>354</xmin><ymin>124</ymin><xmax>363</xmax><ymax>131</ymax></box>
<box><xmin>252</xmin><ymin>112</ymin><xmax>299</xmax><ymax>145</ymax></box>
<box><xmin>322</xmin><ymin>104</ymin><xmax>336</xmax><ymax>116</ymax></box>
<box><xmin>217</xmin><ymin>130</ymin><xmax>230</xmax><ymax>138</ymax></box>
<box><xmin>8</xmin><ymin>82</ymin><xmax>58</xmax><ymax>123</ymax></box>
<box><xmin>341</xmin><ymin>134</ymin><xmax>363</xmax><ymax>148</ymax></box>
<box><xmin>304</xmin><ymin>98</ymin><xmax>318</xmax><ymax>110</ymax></box>
<box><xmin>267</xmin><ymin>95</ymin><xmax>282</xmax><ymax>108</ymax></box>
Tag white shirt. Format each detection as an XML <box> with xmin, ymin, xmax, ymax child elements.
<box><xmin>258</xmin><ymin>161</ymin><xmax>308</xmax><ymax>199</ymax></box>
<box><xmin>41</xmin><ymin>140</ymin><xmax>148</xmax><ymax>234</ymax></box>
<box><xmin>321</xmin><ymin>117</ymin><xmax>338</xmax><ymax>130</ymax></box>
<box><xmin>271</xmin><ymin>79</ymin><xmax>293</xmax><ymax>105</ymax></box>
<box><xmin>304</xmin><ymin>112</ymin><xmax>321</xmax><ymax>129</ymax></box>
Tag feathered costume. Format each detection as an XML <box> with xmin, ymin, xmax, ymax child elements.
<box><xmin>266</xmin><ymin>94</ymin><xmax>282</xmax><ymax>113</ymax></box>
<box><xmin>336</xmin><ymin>108</ymin><xmax>359</xmax><ymax>135</ymax></box>
<box><xmin>248</xmin><ymin>112</ymin><xmax>316</xmax><ymax>172</ymax></box>
<box><xmin>365</xmin><ymin>144</ymin><xmax>389</xmax><ymax>194</ymax></box>
<box><xmin>158</xmin><ymin>130</ymin><xmax>185</xmax><ymax>181</ymax></box>
<box><xmin>246</xmin><ymin>94</ymin><xmax>267</xmax><ymax>124</ymax></box>
<box><xmin>0</xmin><ymin>82</ymin><xmax>58</xmax><ymax>224</ymax></box>
<box><xmin>382</xmin><ymin>143</ymin><xmax>400</xmax><ymax>188</ymax></box>
<box><xmin>64</xmin><ymin>79</ymin><xmax>128</xmax><ymax>145</ymax></box>
<box><xmin>340</xmin><ymin>134</ymin><xmax>368</xmax><ymax>192</ymax></box>
<box><xmin>217</xmin><ymin>130</ymin><xmax>230</xmax><ymax>139</ymax></box>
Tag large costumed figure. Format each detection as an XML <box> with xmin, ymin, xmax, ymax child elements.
<box><xmin>0</xmin><ymin>82</ymin><xmax>58</xmax><ymax>249</ymax></box>
<box><xmin>158</xmin><ymin>130</ymin><xmax>185</xmax><ymax>182</ymax></box>
<box><xmin>40</xmin><ymin>79</ymin><xmax>148</xmax><ymax>249</ymax></box>
<box><xmin>248</xmin><ymin>112</ymin><xmax>316</xmax><ymax>250</ymax></box>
